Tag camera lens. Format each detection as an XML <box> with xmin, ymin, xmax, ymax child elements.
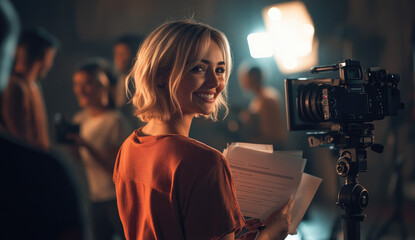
<box><xmin>298</xmin><ymin>83</ymin><xmax>327</xmax><ymax>122</ymax></box>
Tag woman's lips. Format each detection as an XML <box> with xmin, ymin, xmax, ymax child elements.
<box><xmin>194</xmin><ymin>92</ymin><xmax>215</xmax><ymax>102</ymax></box>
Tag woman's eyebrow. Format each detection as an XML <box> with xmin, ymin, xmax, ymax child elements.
<box><xmin>201</xmin><ymin>59</ymin><xmax>226</xmax><ymax>65</ymax></box>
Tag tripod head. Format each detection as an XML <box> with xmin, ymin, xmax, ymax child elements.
<box><xmin>306</xmin><ymin>122</ymin><xmax>384</xmax><ymax>239</ymax></box>
<box><xmin>307</xmin><ymin>123</ymin><xmax>383</xmax><ymax>173</ymax></box>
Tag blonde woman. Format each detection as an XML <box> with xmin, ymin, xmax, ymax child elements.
<box><xmin>113</xmin><ymin>20</ymin><xmax>293</xmax><ymax>240</ymax></box>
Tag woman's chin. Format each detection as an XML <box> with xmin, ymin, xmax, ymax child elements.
<box><xmin>197</xmin><ymin>110</ymin><xmax>214</xmax><ymax>117</ymax></box>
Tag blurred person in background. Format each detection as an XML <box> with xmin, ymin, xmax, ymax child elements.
<box><xmin>113</xmin><ymin>34</ymin><xmax>143</xmax><ymax>130</ymax></box>
<box><xmin>69</xmin><ymin>58</ymin><xmax>131</xmax><ymax>240</ymax></box>
<box><xmin>237</xmin><ymin>64</ymin><xmax>287</xmax><ymax>148</ymax></box>
<box><xmin>0</xmin><ymin>0</ymin><xmax>92</xmax><ymax>239</ymax></box>
<box><xmin>1</xmin><ymin>27</ymin><xmax>58</xmax><ymax>150</ymax></box>
<box><xmin>113</xmin><ymin>34</ymin><xmax>142</xmax><ymax>108</ymax></box>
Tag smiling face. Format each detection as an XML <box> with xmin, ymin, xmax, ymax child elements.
<box><xmin>129</xmin><ymin>20</ymin><xmax>231</xmax><ymax>122</ymax></box>
<box><xmin>73</xmin><ymin>71</ymin><xmax>104</xmax><ymax>109</ymax></box>
<box><xmin>176</xmin><ymin>40</ymin><xmax>226</xmax><ymax>118</ymax></box>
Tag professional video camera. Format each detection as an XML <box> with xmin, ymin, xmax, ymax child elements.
<box><xmin>285</xmin><ymin>59</ymin><xmax>403</xmax><ymax>132</ymax></box>
<box><xmin>284</xmin><ymin>59</ymin><xmax>404</xmax><ymax>240</ymax></box>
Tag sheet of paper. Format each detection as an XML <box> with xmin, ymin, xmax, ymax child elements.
<box><xmin>224</xmin><ymin>143</ymin><xmax>306</xmax><ymax>219</ymax></box>
<box><xmin>289</xmin><ymin>173</ymin><xmax>322</xmax><ymax>234</ymax></box>
<box><xmin>233</xmin><ymin>142</ymin><xmax>274</xmax><ymax>153</ymax></box>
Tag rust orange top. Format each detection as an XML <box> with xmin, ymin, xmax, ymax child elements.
<box><xmin>113</xmin><ymin>128</ymin><xmax>245</xmax><ymax>240</ymax></box>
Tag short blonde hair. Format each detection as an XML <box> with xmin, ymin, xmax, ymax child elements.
<box><xmin>127</xmin><ymin>19</ymin><xmax>231</xmax><ymax>122</ymax></box>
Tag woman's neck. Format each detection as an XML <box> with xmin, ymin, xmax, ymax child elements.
<box><xmin>142</xmin><ymin>115</ymin><xmax>193</xmax><ymax>137</ymax></box>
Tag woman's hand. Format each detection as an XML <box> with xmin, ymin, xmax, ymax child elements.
<box><xmin>65</xmin><ymin>133</ymin><xmax>86</xmax><ymax>161</ymax></box>
<box><xmin>244</xmin><ymin>218</ymin><xmax>265</xmax><ymax>231</ymax></box>
<box><xmin>257</xmin><ymin>198</ymin><xmax>294</xmax><ymax>240</ymax></box>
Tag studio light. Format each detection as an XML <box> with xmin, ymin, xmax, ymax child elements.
<box><xmin>262</xmin><ymin>1</ymin><xmax>318</xmax><ymax>74</ymax></box>
<box><xmin>247</xmin><ymin>32</ymin><xmax>273</xmax><ymax>59</ymax></box>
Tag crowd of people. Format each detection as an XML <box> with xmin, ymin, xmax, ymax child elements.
<box><xmin>0</xmin><ymin>0</ymin><xmax>294</xmax><ymax>239</ymax></box>
<box><xmin>0</xmin><ymin>0</ymin><xmax>91</xmax><ymax>239</ymax></box>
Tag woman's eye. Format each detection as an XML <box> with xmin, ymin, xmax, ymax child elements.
<box><xmin>191</xmin><ymin>66</ymin><xmax>206</xmax><ymax>72</ymax></box>
<box><xmin>216</xmin><ymin>67</ymin><xmax>225</xmax><ymax>74</ymax></box>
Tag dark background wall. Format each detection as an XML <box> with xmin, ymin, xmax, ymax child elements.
<box><xmin>11</xmin><ymin>0</ymin><xmax>415</xmax><ymax>207</ymax></box>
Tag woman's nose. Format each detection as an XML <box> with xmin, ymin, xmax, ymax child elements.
<box><xmin>206</xmin><ymin>69</ymin><xmax>220</xmax><ymax>87</ymax></box>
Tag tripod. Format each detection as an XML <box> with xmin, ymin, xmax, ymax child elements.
<box><xmin>308</xmin><ymin>123</ymin><xmax>381</xmax><ymax>240</ymax></box>
<box><xmin>336</xmin><ymin>147</ymin><xmax>369</xmax><ymax>240</ymax></box>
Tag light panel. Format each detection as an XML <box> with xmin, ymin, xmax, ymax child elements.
<box><xmin>263</xmin><ymin>1</ymin><xmax>318</xmax><ymax>74</ymax></box>
<box><xmin>247</xmin><ymin>32</ymin><xmax>273</xmax><ymax>59</ymax></box>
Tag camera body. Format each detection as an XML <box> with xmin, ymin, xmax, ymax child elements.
<box><xmin>54</xmin><ymin>113</ymin><xmax>80</xmax><ymax>144</ymax></box>
<box><xmin>285</xmin><ymin>59</ymin><xmax>403</xmax><ymax>131</ymax></box>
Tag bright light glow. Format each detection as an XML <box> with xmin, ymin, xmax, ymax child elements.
<box><xmin>247</xmin><ymin>32</ymin><xmax>273</xmax><ymax>59</ymax></box>
<box><xmin>282</xmin><ymin>58</ymin><xmax>298</xmax><ymax>70</ymax></box>
<box><xmin>285</xmin><ymin>233</ymin><xmax>302</xmax><ymax>240</ymax></box>
<box><xmin>268</xmin><ymin>7</ymin><xmax>282</xmax><ymax>21</ymax></box>
<box><xmin>263</xmin><ymin>1</ymin><xmax>318</xmax><ymax>74</ymax></box>
<box><xmin>303</xmin><ymin>23</ymin><xmax>315</xmax><ymax>36</ymax></box>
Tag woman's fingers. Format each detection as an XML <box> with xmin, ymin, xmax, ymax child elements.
<box><xmin>281</xmin><ymin>197</ymin><xmax>295</xmax><ymax>214</ymax></box>
<box><xmin>245</xmin><ymin>218</ymin><xmax>264</xmax><ymax>231</ymax></box>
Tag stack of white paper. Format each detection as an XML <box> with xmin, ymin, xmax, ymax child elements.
<box><xmin>223</xmin><ymin>142</ymin><xmax>322</xmax><ymax>234</ymax></box>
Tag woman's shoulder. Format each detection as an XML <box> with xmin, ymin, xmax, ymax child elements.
<box><xmin>168</xmin><ymin>136</ymin><xmax>230</xmax><ymax>185</ymax></box>
<box><xmin>167</xmin><ymin>135</ymin><xmax>225</xmax><ymax>163</ymax></box>
<box><xmin>125</xmin><ymin>130</ymin><xmax>225</xmax><ymax>163</ymax></box>
<box><xmin>166</xmin><ymin>134</ymin><xmax>217</xmax><ymax>150</ymax></box>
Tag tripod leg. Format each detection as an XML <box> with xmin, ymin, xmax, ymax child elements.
<box><xmin>343</xmin><ymin>217</ymin><xmax>360</xmax><ymax>240</ymax></box>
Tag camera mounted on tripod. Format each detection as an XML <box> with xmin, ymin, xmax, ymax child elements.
<box><xmin>285</xmin><ymin>58</ymin><xmax>404</xmax><ymax>174</ymax></box>
<box><xmin>284</xmin><ymin>59</ymin><xmax>404</xmax><ymax>239</ymax></box>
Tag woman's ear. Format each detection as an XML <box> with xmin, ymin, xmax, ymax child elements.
<box><xmin>156</xmin><ymin>81</ymin><xmax>165</xmax><ymax>89</ymax></box>
<box><xmin>156</xmin><ymin>74</ymin><xmax>168</xmax><ymax>89</ymax></box>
